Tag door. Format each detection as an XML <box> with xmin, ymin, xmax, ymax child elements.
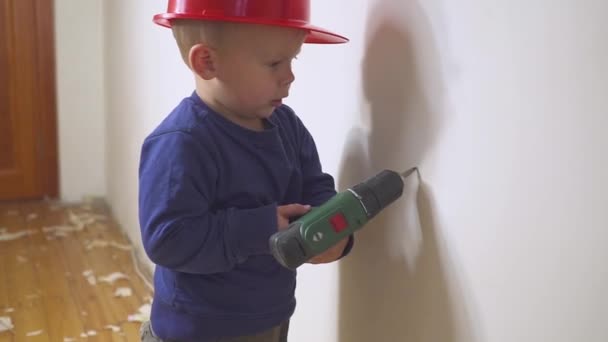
<box><xmin>0</xmin><ymin>0</ymin><xmax>58</xmax><ymax>200</ymax></box>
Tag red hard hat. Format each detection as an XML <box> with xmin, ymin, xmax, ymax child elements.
<box><xmin>153</xmin><ymin>0</ymin><xmax>348</xmax><ymax>44</ymax></box>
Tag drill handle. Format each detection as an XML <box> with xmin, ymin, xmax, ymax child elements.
<box><xmin>269</xmin><ymin>222</ymin><xmax>311</xmax><ymax>270</ymax></box>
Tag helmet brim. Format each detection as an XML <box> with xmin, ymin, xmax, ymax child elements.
<box><xmin>153</xmin><ymin>13</ymin><xmax>349</xmax><ymax>44</ymax></box>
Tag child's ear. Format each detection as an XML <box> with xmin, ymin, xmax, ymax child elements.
<box><xmin>189</xmin><ymin>43</ymin><xmax>217</xmax><ymax>80</ymax></box>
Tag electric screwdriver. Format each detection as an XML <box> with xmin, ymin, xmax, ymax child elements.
<box><xmin>269</xmin><ymin>167</ymin><xmax>418</xmax><ymax>269</ymax></box>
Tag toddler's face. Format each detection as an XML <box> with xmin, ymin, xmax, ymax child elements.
<box><xmin>212</xmin><ymin>24</ymin><xmax>306</xmax><ymax>126</ymax></box>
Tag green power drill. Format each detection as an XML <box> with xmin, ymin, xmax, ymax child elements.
<box><xmin>269</xmin><ymin>167</ymin><xmax>418</xmax><ymax>269</ymax></box>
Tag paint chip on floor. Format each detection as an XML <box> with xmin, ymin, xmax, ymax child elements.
<box><xmin>82</xmin><ymin>270</ymin><xmax>97</xmax><ymax>285</ymax></box>
<box><xmin>128</xmin><ymin>303</ymin><xmax>152</xmax><ymax>322</ymax></box>
<box><xmin>85</xmin><ymin>239</ymin><xmax>132</xmax><ymax>251</ymax></box>
<box><xmin>114</xmin><ymin>287</ymin><xmax>133</xmax><ymax>297</ymax></box>
<box><xmin>16</xmin><ymin>255</ymin><xmax>28</xmax><ymax>263</ymax></box>
<box><xmin>4</xmin><ymin>308</ymin><xmax>14</xmax><ymax>313</ymax></box>
<box><xmin>0</xmin><ymin>316</ymin><xmax>13</xmax><ymax>332</ymax></box>
<box><xmin>68</xmin><ymin>211</ymin><xmax>108</xmax><ymax>229</ymax></box>
<box><xmin>42</xmin><ymin>225</ymin><xmax>83</xmax><ymax>237</ymax></box>
<box><xmin>98</xmin><ymin>272</ymin><xmax>128</xmax><ymax>284</ymax></box>
<box><xmin>26</xmin><ymin>329</ymin><xmax>43</xmax><ymax>336</ymax></box>
<box><xmin>87</xmin><ymin>330</ymin><xmax>97</xmax><ymax>336</ymax></box>
<box><xmin>104</xmin><ymin>325</ymin><xmax>121</xmax><ymax>333</ymax></box>
<box><xmin>25</xmin><ymin>293</ymin><xmax>40</xmax><ymax>300</ymax></box>
<box><xmin>49</xmin><ymin>204</ymin><xmax>62</xmax><ymax>211</ymax></box>
<box><xmin>26</xmin><ymin>213</ymin><xmax>38</xmax><ymax>221</ymax></box>
<box><xmin>63</xmin><ymin>337</ymin><xmax>76</xmax><ymax>342</ymax></box>
<box><xmin>0</xmin><ymin>230</ymin><xmax>35</xmax><ymax>242</ymax></box>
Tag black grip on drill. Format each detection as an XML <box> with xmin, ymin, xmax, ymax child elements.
<box><xmin>269</xmin><ymin>222</ymin><xmax>310</xmax><ymax>270</ymax></box>
<box><xmin>351</xmin><ymin>169</ymin><xmax>404</xmax><ymax>218</ymax></box>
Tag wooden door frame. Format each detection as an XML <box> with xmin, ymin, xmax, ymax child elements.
<box><xmin>34</xmin><ymin>0</ymin><xmax>59</xmax><ymax>198</ymax></box>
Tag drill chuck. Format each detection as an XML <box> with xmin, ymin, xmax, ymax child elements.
<box><xmin>350</xmin><ymin>170</ymin><xmax>404</xmax><ymax>219</ymax></box>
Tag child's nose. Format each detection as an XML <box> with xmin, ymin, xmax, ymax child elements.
<box><xmin>282</xmin><ymin>66</ymin><xmax>295</xmax><ymax>86</ymax></box>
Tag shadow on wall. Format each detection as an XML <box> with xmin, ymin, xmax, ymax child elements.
<box><xmin>337</xmin><ymin>1</ymin><xmax>475</xmax><ymax>341</ymax></box>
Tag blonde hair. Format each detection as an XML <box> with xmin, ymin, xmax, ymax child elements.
<box><xmin>171</xmin><ymin>20</ymin><xmax>225</xmax><ymax>67</ymax></box>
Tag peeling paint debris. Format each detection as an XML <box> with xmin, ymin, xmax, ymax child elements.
<box><xmin>82</xmin><ymin>270</ymin><xmax>97</xmax><ymax>285</ymax></box>
<box><xmin>80</xmin><ymin>332</ymin><xmax>88</xmax><ymax>338</ymax></box>
<box><xmin>89</xmin><ymin>214</ymin><xmax>108</xmax><ymax>221</ymax></box>
<box><xmin>68</xmin><ymin>211</ymin><xmax>87</xmax><ymax>229</ymax></box>
<box><xmin>98</xmin><ymin>272</ymin><xmax>128</xmax><ymax>284</ymax></box>
<box><xmin>87</xmin><ymin>330</ymin><xmax>97</xmax><ymax>336</ymax></box>
<box><xmin>26</xmin><ymin>213</ymin><xmax>38</xmax><ymax>221</ymax></box>
<box><xmin>104</xmin><ymin>325</ymin><xmax>121</xmax><ymax>333</ymax></box>
<box><xmin>68</xmin><ymin>210</ymin><xmax>108</xmax><ymax>229</ymax></box>
<box><xmin>0</xmin><ymin>316</ymin><xmax>14</xmax><ymax>332</ymax></box>
<box><xmin>16</xmin><ymin>255</ymin><xmax>28</xmax><ymax>263</ymax></box>
<box><xmin>63</xmin><ymin>337</ymin><xmax>76</xmax><ymax>342</ymax></box>
<box><xmin>4</xmin><ymin>308</ymin><xmax>14</xmax><ymax>313</ymax></box>
<box><xmin>0</xmin><ymin>229</ymin><xmax>36</xmax><ymax>242</ymax></box>
<box><xmin>25</xmin><ymin>293</ymin><xmax>40</xmax><ymax>300</ymax></box>
<box><xmin>5</xmin><ymin>210</ymin><xmax>19</xmax><ymax>216</ymax></box>
<box><xmin>94</xmin><ymin>222</ymin><xmax>109</xmax><ymax>230</ymax></box>
<box><xmin>128</xmin><ymin>303</ymin><xmax>152</xmax><ymax>322</ymax></box>
<box><xmin>26</xmin><ymin>329</ymin><xmax>43</xmax><ymax>336</ymax></box>
<box><xmin>114</xmin><ymin>287</ymin><xmax>132</xmax><ymax>297</ymax></box>
<box><xmin>80</xmin><ymin>203</ymin><xmax>93</xmax><ymax>211</ymax></box>
<box><xmin>49</xmin><ymin>204</ymin><xmax>63</xmax><ymax>211</ymax></box>
<box><xmin>85</xmin><ymin>239</ymin><xmax>132</xmax><ymax>251</ymax></box>
<box><xmin>53</xmin><ymin>231</ymin><xmax>69</xmax><ymax>238</ymax></box>
<box><xmin>42</xmin><ymin>225</ymin><xmax>83</xmax><ymax>237</ymax></box>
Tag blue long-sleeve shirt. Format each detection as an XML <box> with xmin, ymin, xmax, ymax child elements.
<box><xmin>138</xmin><ymin>92</ymin><xmax>352</xmax><ymax>341</ymax></box>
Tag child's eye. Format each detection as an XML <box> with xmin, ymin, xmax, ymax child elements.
<box><xmin>269</xmin><ymin>56</ymin><xmax>298</xmax><ymax>68</ymax></box>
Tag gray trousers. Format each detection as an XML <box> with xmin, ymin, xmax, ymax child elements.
<box><xmin>140</xmin><ymin>320</ymin><xmax>289</xmax><ymax>342</ymax></box>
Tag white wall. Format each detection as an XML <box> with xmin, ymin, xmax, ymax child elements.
<box><xmin>54</xmin><ymin>0</ymin><xmax>106</xmax><ymax>201</ymax></box>
<box><xmin>102</xmin><ymin>1</ymin><xmax>608</xmax><ymax>341</ymax></box>
<box><xmin>103</xmin><ymin>0</ymin><xmax>193</xmax><ymax>272</ymax></box>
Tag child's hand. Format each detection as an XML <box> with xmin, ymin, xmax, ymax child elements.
<box><xmin>277</xmin><ymin>204</ymin><xmax>311</xmax><ymax>231</ymax></box>
<box><xmin>307</xmin><ymin>237</ymin><xmax>349</xmax><ymax>264</ymax></box>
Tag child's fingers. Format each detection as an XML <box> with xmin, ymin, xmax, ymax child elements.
<box><xmin>278</xmin><ymin>204</ymin><xmax>311</xmax><ymax>217</ymax></box>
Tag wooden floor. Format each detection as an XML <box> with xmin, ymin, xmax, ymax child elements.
<box><xmin>0</xmin><ymin>200</ymin><xmax>153</xmax><ymax>341</ymax></box>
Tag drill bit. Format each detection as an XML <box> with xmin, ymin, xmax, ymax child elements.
<box><xmin>400</xmin><ymin>167</ymin><xmax>419</xmax><ymax>180</ymax></box>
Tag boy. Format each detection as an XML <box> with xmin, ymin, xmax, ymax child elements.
<box><xmin>139</xmin><ymin>1</ymin><xmax>353</xmax><ymax>341</ymax></box>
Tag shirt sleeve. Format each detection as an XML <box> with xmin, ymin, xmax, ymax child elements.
<box><xmin>297</xmin><ymin>121</ymin><xmax>354</xmax><ymax>259</ymax></box>
<box><xmin>138</xmin><ymin>131</ymin><xmax>278</xmax><ymax>274</ymax></box>
<box><xmin>298</xmin><ymin>124</ymin><xmax>336</xmax><ymax>206</ymax></box>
